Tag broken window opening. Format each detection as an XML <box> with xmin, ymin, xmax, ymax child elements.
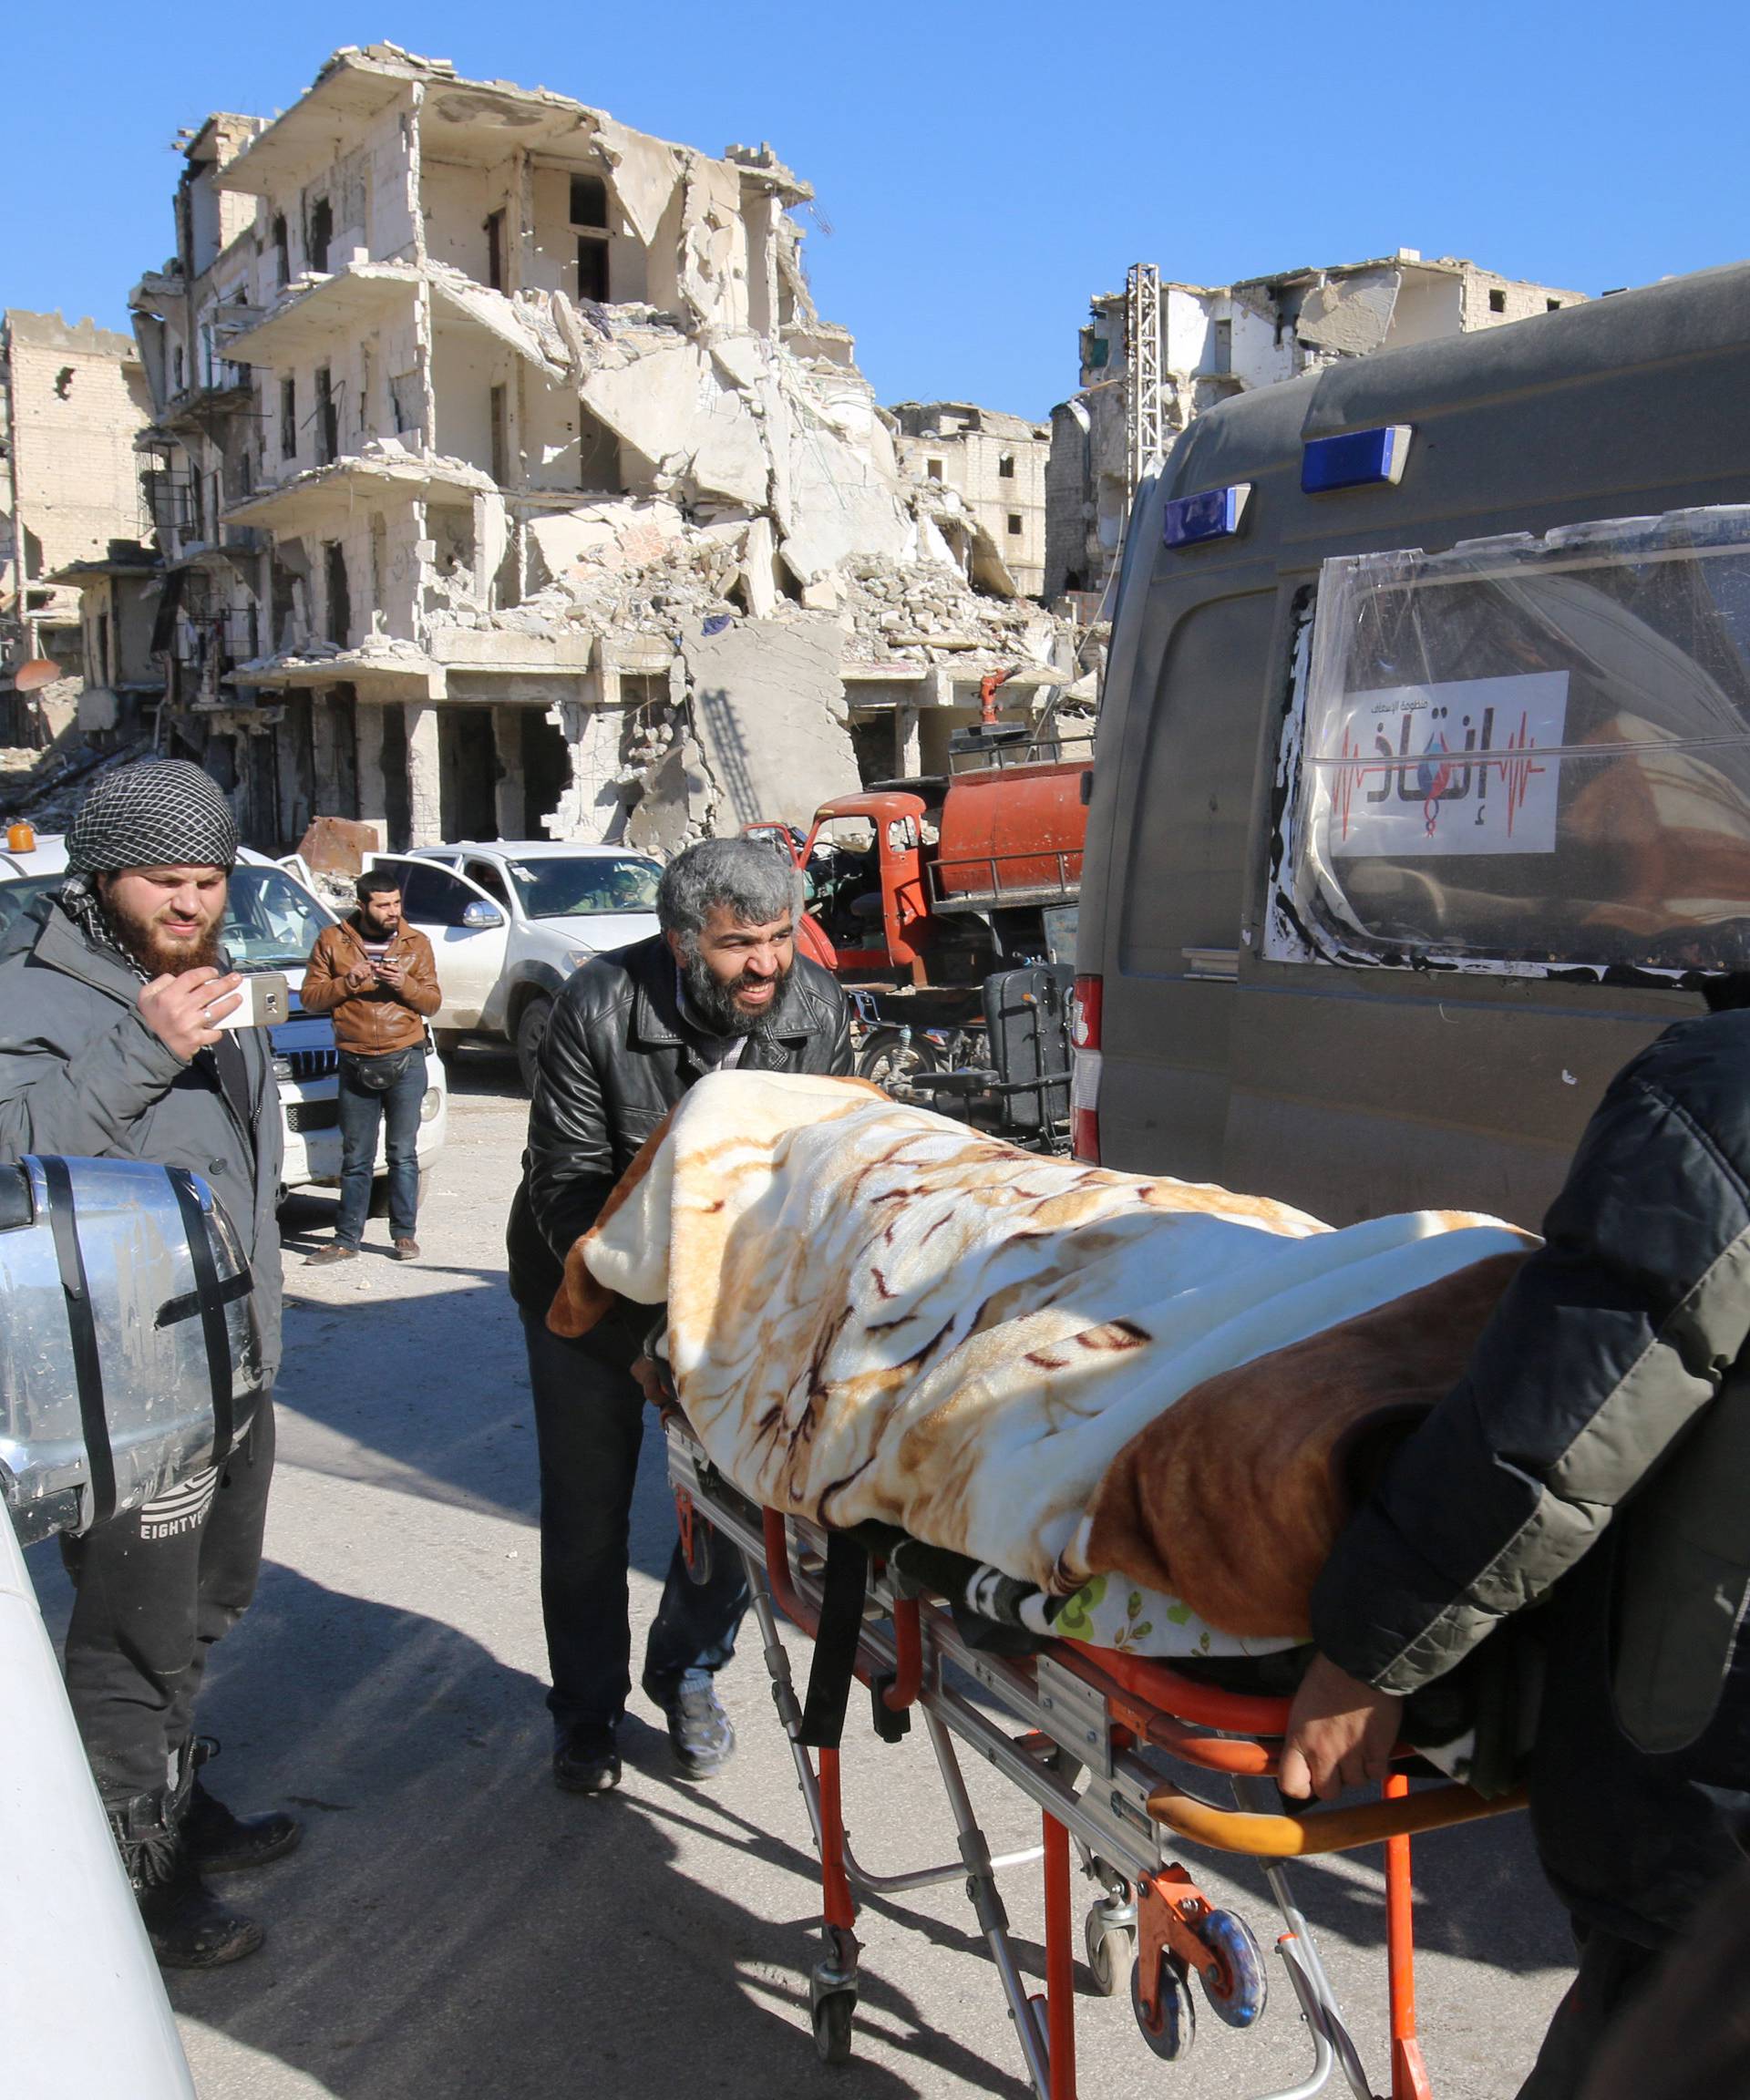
<box><xmin>576</xmin><ymin>236</ymin><xmax>610</xmax><ymax>304</ymax></box>
<box><xmin>308</xmin><ymin>196</ymin><xmax>334</xmax><ymax>274</ymax></box>
<box><xmin>926</xmin><ymin>458</ymin><xmax>943</xmax><ymax>482</ymax></box>
<box><xmin>280</xmin><ymin>376</ymin><xmax>296</xmax><ymax>461</ymax></box>
<box><xmin>489</xmin><ymin>385</ymin><xmax>509</xmax><ymax>488</ymax></box>
<box><xmin>272</xmin><ymin>214</ymin><xmax>290</xmax><ymax>287</ymax></box>
<box><xmin>1488</xmin><ymin>286</ymin><xmax>1508</xmax><ymax>314</ymax></box>
<box><xmin>324</xmin><ymin>541</ymin><xmax>350</xmax><ymax>649</ymax></box>
<box><xmin>172</xmin><ymin>346</ymin><xmax>185</xmax><ymax>396</ymax></box>
<box><xmin>569</xmin><ymin>173</ymin><xmax>609</xmax><ymax>230</ymax></box>
<box><xmin>997</xmin><ymin>455</ymin><xmax>1015</xmax><ymax>479</ymax></box>
<box><xmin>389</xmin><ymin>370</ymin><xmax>420</xmax><ymax>438</ymax></box>
<box><xmin>54</xmin><ymin>367</ymin><xmax>74</xmax><ymax>400</ymax></box>
<box><xmin>485</xmin><ymin>209</ymin><xmax>506</xmax><ymax>293</ymax></box>
<box><xmin>577</xmin><ymin>407</ymin><xmax>621</xmax><ymax>494</ymax></box>
<box><xmin>1007</xmin><ymin>514</ymin><xmax>1024</xmax><ymax>535</ymax></box>
<box><xmin>1547</xmin><ymin>298</ymin><xmax>1562</xmax><ymax>313</ymax></box>
<box><xmin>314</xmin><ymin>366</ymin><xmax>338</xmax><ymax>467</ymax></box>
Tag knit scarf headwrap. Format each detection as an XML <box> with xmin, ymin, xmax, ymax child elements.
<box><xmin>57</xmin><ymin>759</ymin><xmax>240</xmax><ymax>982</ymax></box>
<box><xmin>65</xmin><ymin>759</ymin><xmax>239</xmax><ymax>879</ymax></box>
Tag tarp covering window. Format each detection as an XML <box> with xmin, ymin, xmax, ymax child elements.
<box><xmin>1273</xmin><ymin>507</ymin><xmax>1750</xmax><ymax>975</ymax></box>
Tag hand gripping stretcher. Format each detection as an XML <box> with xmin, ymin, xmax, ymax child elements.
<box><xmin>666</xmin><ymin>1418</ymin><xmax>1527</xmax><ymax>2100</ymax></box>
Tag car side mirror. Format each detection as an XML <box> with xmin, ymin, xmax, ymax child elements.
<box><xmin>460</xmin><ymin>900</ymin><xmax>504</xmax><ymax>930</ymax></box>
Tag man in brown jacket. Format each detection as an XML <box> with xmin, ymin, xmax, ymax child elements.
<box><xmin>300</xmin><ymin>868</ymin><xmax>440</xmax><ymax>1263</ymax></box>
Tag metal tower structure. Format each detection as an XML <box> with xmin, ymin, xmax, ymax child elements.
<box><xmin>1126</xmin><ymin>262</ymin><xmax>1165</xmax><ymax>495</ymax></box>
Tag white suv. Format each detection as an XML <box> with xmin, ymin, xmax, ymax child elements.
<box><xmin>369</xmin><ymin>842</ymin><xmax>662</xmax><ymax>1090</ymax></box>
<box><xmin>0</xmin><ymin>835</ymin><xmax>448</xmax><ymax>1201</ymax></box>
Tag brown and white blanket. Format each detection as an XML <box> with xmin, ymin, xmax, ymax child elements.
<box><xmin>551</xmin><ymin>1072</ymin><xmax>1532</xmax><ymax>1638</ymax></box>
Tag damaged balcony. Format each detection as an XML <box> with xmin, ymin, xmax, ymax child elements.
<box><xmin>208</xmin><ymin>54</ymin><xmax>414</xmax><ymax>198</ymax></box>
<box><xmin>220</xmin><ymin>261</ymin><xmax>421</xmax><ymax>365</ymax></box>
<box><xmin>237</xmin><ymin>638</ymin><xmax>446</xmax><ymax>698</ymax></box>
<box><xmin>223</xmin><ymin>445</ymin><xmax>496</xmax><ymax>535</ymax></box>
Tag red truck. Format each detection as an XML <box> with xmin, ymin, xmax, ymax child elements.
<box><xmin>753</xmin><ymin>697</ymin><xmax>1090</xmax><ymax>1146</ymax></box>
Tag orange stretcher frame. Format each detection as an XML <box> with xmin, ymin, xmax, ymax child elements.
<box><xmin>673</xmin><ymin>1451</ymin><xmax>1525</xmax><ymax>2100</ymax></box>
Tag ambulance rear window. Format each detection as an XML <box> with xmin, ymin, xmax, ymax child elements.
<box><xmin>1268</xmin><ymin>507</ymin><xmax>1750</xmax><ymax>980</ymax></box>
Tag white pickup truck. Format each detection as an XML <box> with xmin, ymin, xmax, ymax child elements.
<box><xmin>368</xmin><ymin>840</ymin><xmax>662</xmax><ymax>1089</ymax></box>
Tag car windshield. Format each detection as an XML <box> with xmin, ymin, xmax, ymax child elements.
<box><xmin>224</xmin><ymin>866</ymin><xmax>336</xmax><ymax>968</ymax></box>
<box><xmin>0</xmin><ymin>864</ymin><xmax>335</xmax><ymax>970</ymax></box>
<box><xmin>0</xmin><ymin>873</ymin><xmax>61</xmax><ymax>950</ymax></box>
<box><xmin>504</xmin><ymin>855</ymin><xmax>661</xmax><ymax>921</ymax></box>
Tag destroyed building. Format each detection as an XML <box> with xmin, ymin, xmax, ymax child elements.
<box><xmin>126</xmin><ymin>44</ymin><xmax>1071</xmax><ymax>855</ymax></box>
<box><xmin>889</xmin><ymin>402</ymin><xmax>1051</xmax><ymax>599</ymax></box>
<box><xmin>1045</xmin><ymin>250</ymin><xmax>1587</xmax><ymax>600</ymax></box>
<box><xmin>0</xmin><ymin>312</ymin><xmax>156</xmax><ymax>743</ymax></box>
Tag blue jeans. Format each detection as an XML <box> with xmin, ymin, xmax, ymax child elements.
<box><xmin>520</xmin><ymin>1305</ymin><xmax>748</xmax><ymax>1737</ymax></box>
<box><xmin>335</xmin><ymin>1045</ymin><xmax>425</xmax><ymax>1245</ymax></box>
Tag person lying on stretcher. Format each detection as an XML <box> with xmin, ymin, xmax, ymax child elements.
<box><xmin>1281</xmin><ymin>980</ymin><xmax>1750</xmax><ymax>2100</ymax></box>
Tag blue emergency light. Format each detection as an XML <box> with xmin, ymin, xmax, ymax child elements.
<box><xmin>1161</xmin><ymin>482</ymin><xmax>1251</xmax><ymax>549</ymax></box>
<box><xmin>1301</xmin><ymin>425</ymin><xmax>1413</xmax><ymax>494</ymax></box>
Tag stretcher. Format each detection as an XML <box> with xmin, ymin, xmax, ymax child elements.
<box><xmin>666</xmin><ymin>1418</ymin><xmax>1526</xmax><ymax>2100</ymax></box>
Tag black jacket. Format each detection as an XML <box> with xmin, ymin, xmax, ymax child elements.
<box><xmin>1313</xmin><ymin>1005</ymin><xmax>1750</xmax><ymax>1939</ymax></box>
<box><xmin>506</xmin><ymin>933</ymin><xmax>852</xmax><ymax>1320</ymax></box>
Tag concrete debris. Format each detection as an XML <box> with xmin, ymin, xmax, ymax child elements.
<box><xmin>839</xmin><ymin>557</ymin><xmax>1055</xmax><ymax>670</ymax></box>
<box><xmin>682</xmin><ymin>615</ymin><xmax>857</xmax><ymax>830</ymax></box>
<box><xmin>296</xmin><ymin>813</ymin><xmax>382</xmax><ymax>878</ymax></box>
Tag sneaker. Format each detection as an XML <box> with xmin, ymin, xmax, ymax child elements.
<box><xmin>649</xmin><ymin>1669</ymin><xmax>736</xmax><ymax>1781</ymax></box>
<box><xmin>552</xmin><ymin>1724</ymin><xmax>622</xmax><ymax>1796</ymax></box>
<box><xmin>391</xmin><ymin>1237</ymin><xmax>420</xmax><ymax>1261</ymax></box>
<box><xmin>305</xmin><ymin>1242</ymin><xmax>357</xmax><ymax>1266</ymax></box>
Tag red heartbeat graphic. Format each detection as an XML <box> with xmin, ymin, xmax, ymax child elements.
<box><xmin>1489</xmin><ymin>715</ymin><xmax>1545</xmax><ymax>838</ymax></box>
<box><xmin>1330</xmin><ymin>710</ymin><xmax>1546</xmax><ymax>844</ymax></box>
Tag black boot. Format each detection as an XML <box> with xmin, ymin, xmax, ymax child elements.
<box><xmin>107</xmin><ymin>1791</ymin><xmax>264</xmax><ymax>1970</ymax></box>
<box><xmin>181</xmin><ymin>1739</ymin><xmax>302</xmax><ymax>1874</ymax></box>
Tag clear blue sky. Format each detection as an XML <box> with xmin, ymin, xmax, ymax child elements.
<box><xmin>4</xmin><ymin>1</ymin><xmax>1744</xmax><ymax>422</ymax></box>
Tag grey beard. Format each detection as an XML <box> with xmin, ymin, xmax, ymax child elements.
<box><xmin>681</xmin><ymin>950</ymin><xmax>788</xmax><ymax>1038</ymax></box>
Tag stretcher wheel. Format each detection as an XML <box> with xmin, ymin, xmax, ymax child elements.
<box><xmin>1131</xmin><ymin>1949</ymin><xmax>1196</xmax><ymax>2060</ymax></box>
<box><xmin>1198</xmin><ymin>1909</ymin><xmax>1268</xmax><ymax>2029</ymax></box>
<box><xmin>812</xmin><ymin>1989</ymin><xmax>856</xmax><ymax>2065</ymax></box>
<box><xmin>1084</xmin><ymin>1908</ymin><xmax>1135</xmax><ymax>1997</ymax></box>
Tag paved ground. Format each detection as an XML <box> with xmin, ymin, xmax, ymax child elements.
<box><xmin>30</xmin><ymin>1061</ymin><xmax>1575</xmax><ymax>2099</ymax></box>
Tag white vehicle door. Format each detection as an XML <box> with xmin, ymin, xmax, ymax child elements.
<box><xmin>376</xmin><ymin>857</ymin><xmax>508</xmax><ymax>1030</ymax></box>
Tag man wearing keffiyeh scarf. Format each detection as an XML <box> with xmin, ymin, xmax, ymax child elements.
<box><xmin>0</xmin><ymin>760</ymin><xmax>299</xmax><ymax>1971</ymax></box>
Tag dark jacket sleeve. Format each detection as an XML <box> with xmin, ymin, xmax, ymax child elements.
<box><xmin>1313</xmin><ymin>1056</ymin><xmax>1750</xmax><ymax>1695</ymax></box>
<box><xmin>523</xmin><ymin>976</ymin><xmax>623</xmax><ymax>1262</ymax></box>
<box><xmin>0</xmin><ymin>1000</ymin><xmax>190</xmax><ymax>1158</ymax></box>
<box><xmin>298</xmin><ymin>926</ymin><xmax>353</xmax><ymax>1016</ymax></box>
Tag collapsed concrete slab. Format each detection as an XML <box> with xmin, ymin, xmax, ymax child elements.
<box><xmin>682</xmin><ymin>615</ymin><xmax>857</xmax><ymax>830</ymax></box>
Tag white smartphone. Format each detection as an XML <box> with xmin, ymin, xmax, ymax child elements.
<box><xmin>211</xmin><ymin>972</ymin><xmax>289</xmax><ymax>1031</ymax></box>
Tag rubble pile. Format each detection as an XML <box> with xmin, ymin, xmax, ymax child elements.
<box><xmin>839</xmin><ymin>557</ymin><xmax>1059</xmax><ymax>670</ymax></box>
<box><xmin>0</xmin><ymin>733</ymin><xmax>153</xmax><ymax>827</ymax></box>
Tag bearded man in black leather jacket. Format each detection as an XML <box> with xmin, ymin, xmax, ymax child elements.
<box><xmin>507</xmin><ymin>836</ymin><xmax>851</xmax><ymax>1793</ymax></box>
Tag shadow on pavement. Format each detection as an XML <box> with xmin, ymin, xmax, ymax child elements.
<box><xmin>271</xmin><ymin>1261</ymin><xmax>682</xmax><ymax>1589</ymax></box>
<box><xmin>164</xmin><ymin>1564</ymin><xmax>1022</xmax><ymax>2100</ymax></box>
